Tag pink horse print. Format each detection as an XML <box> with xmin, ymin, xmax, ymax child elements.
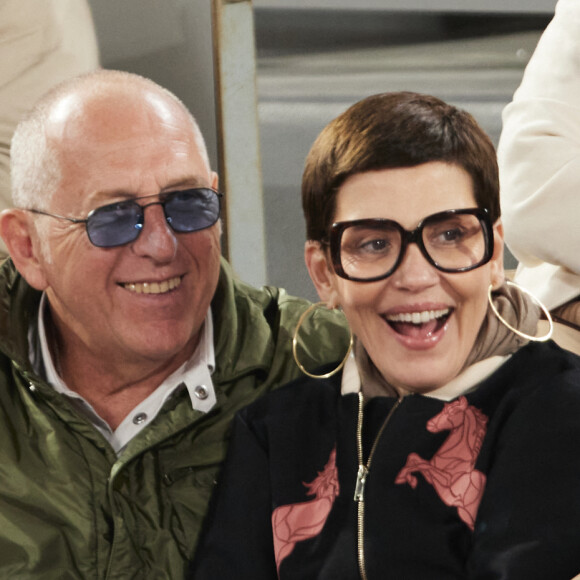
<box><xmin>272</xmin><ymin>448</ymin><xmax>340</xmax><ymax>573</ymax></box>
<box><xmin>395</xmin><ymin>396</ymin><xmax>488</xmax><ymax>530</ymax></box>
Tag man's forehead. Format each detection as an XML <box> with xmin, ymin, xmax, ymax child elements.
<box><xmin>47</xmin><ymin>82</ymin><xmax>189</xmax><ymax>135</ymax></box>
<box><xmin>143</xmin><ymin>90</ymin><xmax>183</xmax><ymax>125</ymax></box>
<box><xmin>48</xmin><ymin>93</ymin><xmax>82</xmax><ymax>127</ymax></box>
<box><xmin>42</xmin><ymin>80</ymin><xmax>210</xmax><ymax>201</ymax></box>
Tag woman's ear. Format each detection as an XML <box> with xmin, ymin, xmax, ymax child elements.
<box><xmin>304</xmin><ymin>240</ymin><xmax>340</xmax><ymax>307</ymax></box>
<box><xmin>0</xmin><ymin>209</ymin><xmax>49</xmax><ymax>290</ymax></box>
<box><xmin>490</xmin><ymin>219</ymin><xmax>505</xmax><ymax>288</ymax></box>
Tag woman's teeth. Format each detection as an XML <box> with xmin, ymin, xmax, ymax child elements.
<box><xmin>386</xmin><ymin>309</ymin><xmax>450</xmax><ymax>325</ymax></box>
<box><xmin>123</xmin><ymin>276</ymin><xmax>181</xmax><ymax>294</ymax></box>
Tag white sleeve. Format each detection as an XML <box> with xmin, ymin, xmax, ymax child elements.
<box><xmin>498</xmin><ymin>0</ymin><xmax>580</xmax><ymax>308</ymax></box>
<box><xmin>0</xmin><ymin>0</ymin><xmax>100</xmax><ymax>254</ymax></box>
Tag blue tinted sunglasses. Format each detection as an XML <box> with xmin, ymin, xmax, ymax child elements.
<box><xmin>27</xmin><ymin>187</ymin><xmax>222</xmax><ymax>248</ymax></box>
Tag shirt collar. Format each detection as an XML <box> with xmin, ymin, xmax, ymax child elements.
<box><xmin>32</xmin><ymin>293</ymin><xmax>217</xmax><ymax>452</ymax></box>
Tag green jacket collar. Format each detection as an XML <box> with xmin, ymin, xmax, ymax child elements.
<box><xmin>0</xmin><ymin>259</ymin><xmax>41</xmax><ymax>371</ymax></box>
<box><xmin>211</xmin><ymin>257</ymin><xmax>279</xmax><ymax>384</ymax></box>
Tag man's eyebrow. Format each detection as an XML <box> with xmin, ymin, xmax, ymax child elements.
<box><xmin>89</xmin><ymin>189</ymin><xmax>134</xmax><ymax>206</ymax></box>
<box><xmin>90</xmin><ymin>177</ymin><xmax>211</xmax><ymax>205</ymax></box>
<box><xmin>161</xmin><ymin>176</ymin><xmax>210</xmax><ymax>192</ymax></box>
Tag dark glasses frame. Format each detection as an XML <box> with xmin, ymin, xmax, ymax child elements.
<box><xmin>327</xmin><ymin>207</ymin><xmax>494</xmax><ymax>283</ymax></box>
<box><xmin>26</xmin><ymin>187</ymin><xmax>222</xmax><ymax>248</ymax></box>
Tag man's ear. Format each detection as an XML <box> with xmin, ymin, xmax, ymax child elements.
<box><xmin>304</xmin><ymin>240</ymin><xmax>340</xmax><ymax>307</ymax></box>
<box><xmin>490</xmin><ymin>219</ymin><xmax>505</xmax><ymax>288</ymax></box>
<box><xmin>0</xmin><ymin>209</ymin><xmax>49</xmax><ymax>290</ymax></box>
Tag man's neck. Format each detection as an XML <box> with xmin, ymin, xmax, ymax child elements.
<box><xmin>41</xmin><ymin>300</ymin><xmax>201</xmax><ymax>430</ymax></box>
<box><xmin>55</xmin><ymin>344</ymin><xmax>198</xmax><ymax>430</ymax></box>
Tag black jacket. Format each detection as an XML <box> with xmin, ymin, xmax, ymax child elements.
<box><xmin>192</xmin><ymin>341</ymin><xmax>580</xmax><ymax>579</ymax></box>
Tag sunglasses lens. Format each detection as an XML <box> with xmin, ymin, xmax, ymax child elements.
<box><xmin>164</xmin><ymin>188</ymin><xmax>220</xmax><ymax>233</ymax></box>
<box><xmin>84</xmin><ymin>188</ymin><xmax>220</xmax><ymax>248</ymax></box>
<box><xmin>86</xmin><ymin>201</ymin><xmax>143</xmax><ymax>247</ymax></box>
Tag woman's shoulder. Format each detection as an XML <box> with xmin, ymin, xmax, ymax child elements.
<box><xmin>469</xmin><ymin>341</ymin><xmax>580</xmax><ymax>415</ymax></box>
<box><xmin>525</xmin><ymin>340</ymin><xmax>580</xmax><ymax>406</ymax></box>
<box><xmin>480</xmin><ymin>340</ymin><xmax>580</xmax><ymax>419</ymax></box>
<box><xmin>509</xmin><ymin>340</ymin><xmax>580</xmax><ymax>382</ymax></box>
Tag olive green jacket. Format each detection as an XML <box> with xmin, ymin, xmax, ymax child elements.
<box><xmin>0</xmin><ymin>258</ymin><xmax>348</xmax><ymax>579</ymax></box>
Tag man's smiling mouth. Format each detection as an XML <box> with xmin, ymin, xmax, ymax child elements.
<box><xmin>122</xmin><ymin>276</ymin><xmax>182</xmax><ymax>295</ymax></box>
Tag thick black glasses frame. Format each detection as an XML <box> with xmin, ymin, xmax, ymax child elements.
<box><xmin>328</xmin><ymin>207</ymin><xmax>494</xmax><ymax>283</ymax></box>
<box><xmin>27</xmin><ymin>187</ymin><xmax>222</xmax><ymax>248</ymax></box>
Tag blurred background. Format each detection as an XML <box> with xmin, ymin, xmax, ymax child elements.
<box><xmin>87</xmin><ymin>1</ymin><xmax>554</xmax><ymax>299</ymax></box>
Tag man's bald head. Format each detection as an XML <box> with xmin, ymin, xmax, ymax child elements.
<box><xmin>10</xmin><ymin>69</ymin><xmax>210</xmax><ymax>210</ymax></box>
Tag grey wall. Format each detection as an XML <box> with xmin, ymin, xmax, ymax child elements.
<box><xmin>87</xmin><ymin>0</ymin><xmax>219</xmax><ymax>171</ymax></box>
<box><xmin>254</xmin><ymin>0</ymin><xmax>556</xmax><ymax>13</ymax></box>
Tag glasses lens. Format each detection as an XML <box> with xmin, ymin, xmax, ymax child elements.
<box><xmin>163</xmin><ymin>188</ymin><xmax>220</xmax><ymax>233</ymax></box>
<box><xmin>339</xmin><ymin>222</ymin><xmax>402</xmax><ymax>280</ymax></box>
<box><xmin>86</xmin><ymin>201</ymin><xmax>143</xmax><ymax>247</ymax></box>
<box><xmin>422</xmin><ymin>212</ymin><xmax>487</xmax><ymax>271</ymax></box>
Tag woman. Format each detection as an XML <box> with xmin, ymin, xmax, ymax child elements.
<box><xmin>191</xmin><ymin>92</ymin><xmax>580</xmax><ymax>579</ymax></box>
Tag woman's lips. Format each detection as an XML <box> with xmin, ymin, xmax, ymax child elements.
<box><xmin>385</xmin><ymin>308</ymin><xmax>452</xmax><ymax>341</ymax></box>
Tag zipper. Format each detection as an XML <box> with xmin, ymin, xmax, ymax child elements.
<box><xmin>355</xmin><ymin>392</ymin><xmax>403</xmax><ymax>580</ymax></box>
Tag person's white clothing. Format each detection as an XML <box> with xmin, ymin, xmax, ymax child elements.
<box><xmin>498</xmin><ymin>0</ymin><xmax>580</xmax><ymax>310</ymax></box>
<box><xmin>0</xmin><ymin>0</ymin><xmax>100</xmax><ymax>255</ymax></box>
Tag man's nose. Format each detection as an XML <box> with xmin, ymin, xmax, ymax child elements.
<box><xmin>131</xmin><ymin>203</ymin><xmax>177</xmax><ymax>262</ymax></box>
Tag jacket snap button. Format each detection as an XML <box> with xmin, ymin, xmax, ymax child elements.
<box><xmin>133</xmin><ymin>412</ymin><xmax>148</xmax><ymax>425</ymax></box>
<box><xmin>194</xmin><ymin>385</ymin><xmax>209</xmax><ymax>400</ymax></box>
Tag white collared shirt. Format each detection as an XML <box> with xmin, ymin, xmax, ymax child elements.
<box><xmin>30</xmin><ymin>293</ymin><xmax>217</xmax><ymax>454</ymax></box>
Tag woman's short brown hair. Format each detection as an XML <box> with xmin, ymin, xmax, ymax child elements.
<box><xmin>302</xmin><ymin>91</ymin><xmax>499</xmax><ymax>242</ymax></box>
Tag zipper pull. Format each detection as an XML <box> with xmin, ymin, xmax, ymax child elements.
<box><xmin>354</xmin><ymin>464</ymin><xmax>368</xmax><ymax>502</ymax></box>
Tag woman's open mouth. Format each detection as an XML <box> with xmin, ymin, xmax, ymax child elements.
<box><xmin>385</xmin><ymin>308</ymin><xmax>452</xmax><ymax>339</ymax></box>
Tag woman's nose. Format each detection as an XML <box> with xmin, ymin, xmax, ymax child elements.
<box><xmin>391</xmin><ymin>242</ymin><xmax>439</xmax><ymax>290</ymax></box>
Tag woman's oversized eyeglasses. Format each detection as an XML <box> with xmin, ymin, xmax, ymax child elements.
<box><xmin>26</xmin><ymin>187</ymin><xmax>222</xmax><ymax>248</ymax></box>
<box><xmin>327</xmin><ymin>208</ymin><xmax>494</xmax><ymax>282</ymax></box>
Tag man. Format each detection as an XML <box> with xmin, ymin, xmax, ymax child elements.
<box><xmin>0</xmin><ymin>69</ymin><xmax>348</xmax><ymax>578</ymax></box>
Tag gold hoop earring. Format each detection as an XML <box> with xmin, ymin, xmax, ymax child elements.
<box><xmin>487</xmin><ymin>281</ymin><xmax>553</xmax><ymax>342</ymax></box>
<box><xmin>292</xmin><ymin>302</ymin><xmax>353</xmax><ymax>379</ymax></box>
